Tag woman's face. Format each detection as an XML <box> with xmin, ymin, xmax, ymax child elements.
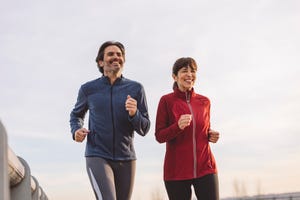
<box><xmin>173</xmin><ymin>66</ymin><xmax>197</xmax><ymax>92</ymax></box>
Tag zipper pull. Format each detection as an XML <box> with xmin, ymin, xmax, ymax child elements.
<box><xmin>185</xmin><ymin>92</ymin><xmax>190</xmax><ymax>103</ymax></box>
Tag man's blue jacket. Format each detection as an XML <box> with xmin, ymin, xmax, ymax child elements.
<box><xmin>70</xmin><ymin>75</ymin><xmax>150</xmax><ymax>160</ymax></box>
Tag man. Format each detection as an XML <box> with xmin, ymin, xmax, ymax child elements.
<box><xmin>70</xmin><ymin>41</ymin><xmax>150</xmax><ymax>200</ymax></box>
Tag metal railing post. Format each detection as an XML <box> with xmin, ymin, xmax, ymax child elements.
<box><xmin>1</xmin><ymin>120</ymin><xmax>49</xmax><ymax>200</ymax></box>
<box><xmin>0</xmin><ymin>121</ymin><xmax>10</xmax><ymax>200</ymax></box>
<box><xmin>39</xmin><ymin>187</ymin><xmax>49</xmax><ymax>200</ymax></box>
<box><xmin>10</xmin><ymin>157</ymin><xmax>32</xmax><ymax>200</ymax></box>
<box><xmin>31</xmin><ymin>176</ymin><xmax>39</xmax><ymax>200</ymax></box>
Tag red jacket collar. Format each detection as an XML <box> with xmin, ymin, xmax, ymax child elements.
<box><xmin>174</xmin><ymin>87</ymin><xmax>196</xmax><ymax>100</ymax></box>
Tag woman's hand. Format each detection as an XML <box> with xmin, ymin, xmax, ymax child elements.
<box><xmin>178</xmin><ymin>114</ymin><xmax>192</xmax><ymax>130</ymax></box>
<box><xmin>208</xmin><ymin>129</ymin><xmax>220</xmax><ymax>143</ymax></box>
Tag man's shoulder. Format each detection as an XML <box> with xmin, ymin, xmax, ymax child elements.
<box><xmin>79</xmin><ymin>77</ymin><xmax>104</xmax><ymax>95</ymax></box>
<box><xmin>122</xmin><ymin>77</ymin><xmax>143</xmax><ymax>87</ymax></box>
<box><xmin>81</xmin><ymin>77</ymin><xmax>102</xmax><ymax>87</ymax></box>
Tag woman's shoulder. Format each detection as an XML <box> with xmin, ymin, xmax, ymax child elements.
<box><xmin>194</xmin><ymin>93</ymin><xmax>210</xmax><ymax>104</ymax></box>
<box><xmin>159</xmin><ymin>92</ymin><xmax>176</xmax><ymax>102</ymax></box>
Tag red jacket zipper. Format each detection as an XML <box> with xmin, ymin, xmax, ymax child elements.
<box><xmin>186</xmin><ymin>92</ymin><xmax>197</xmax><ymax>178</ymax></box>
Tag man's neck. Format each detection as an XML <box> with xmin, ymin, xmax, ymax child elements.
<box><xmin>105</xmin><ymin>72</ymin><xmax>122</xmax><ymax>85</ymax></box>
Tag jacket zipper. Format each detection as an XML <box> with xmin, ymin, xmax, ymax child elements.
<box><xmin>110</xmin><ymin>85</ymin><xmax>116</xmax><ymax>159</ymax></box>
<box><xmin>186</xmin><ymin>92</ymin><xmax>197</xmax><ymax>178</ymax></box>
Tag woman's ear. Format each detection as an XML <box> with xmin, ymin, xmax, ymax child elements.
<box><xmin>172</xmin><ymin>74</ymin><xmax>177</xmax><ymax>81</ymax></box>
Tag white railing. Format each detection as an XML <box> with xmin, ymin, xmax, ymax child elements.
<box><xmin>0</xmin><ymin>121</ymin><xmax>48</xmax><ymax>200</ymax></box>
<box><xmin>224</xmin><ymin>194</ymin><xmax>300</xmax><ymax>200</ymax></box>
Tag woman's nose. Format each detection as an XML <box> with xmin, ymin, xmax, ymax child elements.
<box><xmin>186</xmin><ymin>71</ymin><xmax>192</xmax><ymax>76</ymax></box>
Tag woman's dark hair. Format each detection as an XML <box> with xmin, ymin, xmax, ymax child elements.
<box><xmin>172</xmin><ymin>57</ymin><xmax>198</xmax><ymax>89</ymax></box>
<box><xmin>95</xmin><ymin>41</ymin><xmax>125</xmax><ymax>74</ymax></box>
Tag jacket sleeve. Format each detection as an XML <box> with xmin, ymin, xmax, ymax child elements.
<box><xmin>155</xmin><ymin>97</ymin><xmax>183</xmax><ymax>143</ymax></box>
<box><xmin>69</xmin><ymin>86</ymin><xmax>88</xmax><ymax>139</ymax></box>
<box><xmin>128</xmin><ymin>85</ymin><xmax>150</xmax><ymax>136</ymax></box>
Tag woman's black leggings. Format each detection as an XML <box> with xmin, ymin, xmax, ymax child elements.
<box><xmin>86</xmin><ymin>157</ymin><xmax>136</xmax><ymax>200</ymax></box>
<box><xmin>165</xmin><ymin>174</ymin><xmax>219</xmax><ymax>200</ymax></box>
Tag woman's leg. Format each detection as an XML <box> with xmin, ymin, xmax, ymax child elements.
<box><xmin>86</xmin><ymin>157</ymin><xmax>116</xmax><ymax>200</ymax></box>
<box><xmin>164</xmin><ymin>179</ymin><xmax>192</xmax><ymax>200</ymax></box>
<box><xmin>193</xmin><ymin>174</ymin><xmax>219</xmax><ymax>200</ymax></box>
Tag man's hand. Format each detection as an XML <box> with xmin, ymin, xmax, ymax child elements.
<box><xmin>125</xmin><ymin>95</ymin><xmax>137</xmax><ymax>117</ymax></box>
<box><xmin>74</xmin><ymin>128</ymin><xmax>89</xmax><ymax>142</ymax></box>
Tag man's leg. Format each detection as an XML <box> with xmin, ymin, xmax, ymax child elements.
<box><xmin>112</xmin><ymin>160</ymin><xmax>136</xmax><ymax>200</ymax></box>
<box><xmin>86</xmin><ymin>157</ymin><xmax>116</xmax><ymax>200</ymax></box>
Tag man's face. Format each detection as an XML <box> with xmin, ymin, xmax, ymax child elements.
<box><xmin>99</xmin><ymin>45</ymin><xmax>125</xmax><ymax>75</ymax></box>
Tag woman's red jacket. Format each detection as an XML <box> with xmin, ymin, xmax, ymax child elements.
<box><xmin>155</xmin><ymin>88</ymin><xmax>217</xmax><ymax>181</ymax></box>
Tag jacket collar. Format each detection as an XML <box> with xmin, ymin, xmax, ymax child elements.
<box><xmin>101</xmin><ymin>75</ymin><xmax>124</xmax><ymax>85</ymax></box>
<box><xmin>174</xmin><ymin>87</ymin><xmax>195</xmax><ymax>101</ymax></box>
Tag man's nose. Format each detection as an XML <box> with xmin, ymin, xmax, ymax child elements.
<box><xmin>112</xmin><ymin>53</ymin><xmax>118</xmax><ymax>58</ymax></box>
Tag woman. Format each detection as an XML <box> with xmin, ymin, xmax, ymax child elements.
<box><xmin>155</xmin><ymin>57</ymin><xmax>220</xmax><ymax>200</ymax></box>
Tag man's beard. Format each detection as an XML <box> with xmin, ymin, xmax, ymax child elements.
<box><xmin>103</xmin><ymin>58</ymin><xmax>123</xmax><ymax>75</ymax></box>
<box><xmin>104</xmin><ymin>65</ymin><xmax>122</xmax><ymax>75</ymax></box>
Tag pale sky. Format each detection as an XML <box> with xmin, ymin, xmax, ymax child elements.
<box><xmin>1</xmin><ymin>0</ymin><xmax>300</xmax><ymax>199</ymax></box>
